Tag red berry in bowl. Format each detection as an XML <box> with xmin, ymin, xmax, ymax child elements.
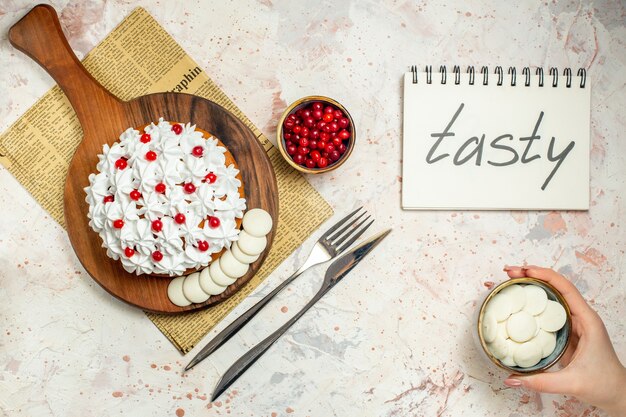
<box><xmin>324</xmin><ymin>106</ymin><xmax>334</xmax><ymax>114</ymax></box>
<box><xmin>338</xmin><ymin>129</ymin><xmax>351</xmax><ymax>140</ymax></box>
<box><xmin>338</xmin><ymin>117</ymin><xmax>350</xmax><ymax>129</ymax></box>
<box><xmin>309</xmin><ymin>140</ymin><xmax>318</xmax><ymax>149</ymax></box>
<box><xmin>293</xmin><ymin>154</ymin><xmax>305</xmax><ymax>165</ymax></box>
<box><xmin>338</xmin><ymin>143</ymin><xmax>347</xmax><ymax>154</ymax></box>
<box><xmin>312</xmin><ymin>102</ymin><xmax>323</xmax><ymax>111</ymax></box>
<box><xmin>332</xmin><ymin>137</ymin><xmax>343</xmax><ymax>147</ymax></box>
<box><xmin>322</xmin><ymin>113</ymin><xmax>334</xmax><ymax>122</ymax></box>
<box><xmin>287</xmin><ymin>145</ymin><xmax>297</xmax><ymax>155</ymax></box>
<box><xmin>325</xmin><ymin>144</ymin><xmax>335</xmax><ymax>154</ymax></box>
<box><xmin>310</xmin><ymin>150</ymin><xmax>321</xmax><ymax>162</ymax></box>
<box><xmin>312</xmin><ymin>109</ymin><xmax>323</xmax><ymax>120</ymax></box>
<box><xmin>330</xmin><ymin>150</ymin><xmax>341</xmax><ymax>162</ymax></box>
<box><xmin>305</xmin><ymin>158</ymin><xmax>316</xmax><ymax>168</ymax></box>
<box><xmin>317</xmin><ymin>157</ymin><xmax>329</xmax><ymax>168</ymax></box>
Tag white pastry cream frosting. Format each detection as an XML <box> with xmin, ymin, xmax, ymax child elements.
<box><xmin>84</xmin><ymin>118</ymin><xmax>245</xmax><ymax>276</ymax></box>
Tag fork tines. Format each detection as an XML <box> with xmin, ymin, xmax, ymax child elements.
<box><xmin>322</xmin><ymin>207</ymin><xmax>374</xmax><ymax>255</ymax></box>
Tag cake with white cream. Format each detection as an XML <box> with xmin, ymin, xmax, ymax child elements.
<box><xmin>84</xmin><ymin>118</ymin><xmax>246</xmax><ymax>276</ymax></box>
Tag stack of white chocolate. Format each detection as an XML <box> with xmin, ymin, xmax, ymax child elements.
<box><xmin>482</xmin><ymin>284</ymin><xmax>567</xmax><ymax>368</ymax></box>
<box><xmin>167</xmin><ymin>208</ymin><xmax>273</xmax><ymax>307</ymax></box>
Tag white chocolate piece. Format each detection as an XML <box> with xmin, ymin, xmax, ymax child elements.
<box><xmin>210</xmin><ymin>260</ymin><xmax>237</xmax><ymax>286</ymax></box>
<box><xmin>167</xmin><ymin>276</ymin><xmax>191</xmax><ymax>307</ymax></box>
<box><xmin>500</xmin><ymin>355</ymin><xmax>517</xmax><ymax>367</ymax></box>
<box><xmin>499</xmin><ymin>284</ymin><xmax>526</xmax><ymax>313</ymax></box>
<box><xmin>497</xmin><ymin>321</ymin><xmax>509</xmax><ymax>340</ymax></box>
<box><xmin>182</xmin><ymin>272</ymin><xmax>210</xmax><ymax>304</ymax></box>
<box><xmin>482</xmin><ymin>312</ymin><xmax>498</xmax><ymax>343</ymax></box>
<box><xmin>199</xmin><ymin>268</ymin><xmax>227</xmax><ymax>295</ymax></box>
<box><xmin>485</xmin><ymin>292</ymin><xmax>513</xmax><ymax>322</ymax></box>
<box><xmin>487</xmin><ymin>336</ymin><xmax>509</xmax><ymax>360</ymax></box>
<box><xmin>513</xmin><ymin>339</ymin><xmax>543</xmax><ymax>368</ymax></box>
<box><xmin>242</xmin><ymin>208</ymin><xmax>273</xmax><ymax>237</ymax></box>
<box><xmin>231</xmin><ymin>241</ymin><xmax>259</xmax><ymax>264</ymax></box>
<box><xmin>523</xmin><ymin>285</ymin><xmax>548</xmax><ymax>315</ymax></box>
<box><xmin>538</xmin><ymin>300</ymin><xmax>567</xmax><ymax>332</ymax></box>
<box><xmin>237</xmin><ymin>230</ymin><xmax>267</xmax><ymax>256</ymax></box>
<box><xmin>536</xmin><ymin>329</ymin><xmax>557</xmax><ymax>358</ymax></box>
<box><xmin>506</xmin><ymin>311</ymin><xmax>537</xmax><ymax>343</ymax></box>
<box><xmin>219</xmin><ymin>250</ymin><xmax>249</xmax><ymax>279</ymax></box>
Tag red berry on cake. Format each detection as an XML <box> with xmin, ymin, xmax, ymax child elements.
<box><xmin>124</xmin><ymin>247</ymin><xmax>135</xmax><ymax>257</ymax></box>
<box><xmin>204</xmin><ymin>172</ymin><xmax>217</xmax><ymax>184</ymax></box>
<box><xmin>155</xmin><ymin>183</ymin><xmax>166</xmax><ymax>194</ymax></box>
<box><xmin>145</xmin><ymin>151</ymin><xmax>157</xmax><ymax>161</ymax></box>
<box><xmin>151</xmin><ymin>219</ymin><xmax>163</xmax><ymax>232</ymax></box>
<box><xmin>174</xmin><ymin>213</ymin><xmax>186</xmax><ymax>224</ymax></box>
<box><xmin>183</xmin><ymin>183</ymin><xmax>196</xmax><ymax>194</ymax></box>
<box><xmin>192</xmin><ymin>146</ymin><xmax>204</xmax><ymax>157</ymax></box>
<box><xmin>129</xmin><ymin>190</ymin><xmax>141</xmax><ymax>201</ymax></box>
<box><xmin>140</xmin><ymin>133</ymin><xmax>151</xmax><ymax>143</ymax></box>
<box><xmin>103</xmin><ymin>195</ymin><xmax>114</xmax><ymax>203</ymax></box>
<box><xmin>197</xmin><ymin>240</ymin><xmax>209</xmax><ymax>252</ymax></box>
<box><xmin>209</xmin><ymin>216</ymin><xmax>220</xmax><ymax>228</ymax></box>
<box><xmin>152</xmin><ymin>251</ymin><xmax>163</xmax><ymax>262</ymax></box>
<box><xmin>171</xmin><ymin>123</ymin><xmax>183</xmax><ymax>135</ymax></box>
<box><xmin>114</xmin><ymin>158</ymin><xmax>127</xmax><ymax>170</ymax></box>
<box><xmin>113</xmin><ymin>219</ymin><xmax>124</xmax><ymax>229</ymax></box>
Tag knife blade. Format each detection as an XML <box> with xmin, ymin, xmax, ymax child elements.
<box><xmin>211</xmin><ymin>228</ymin><xmax>392</xmax><ymax>401</ymax></box>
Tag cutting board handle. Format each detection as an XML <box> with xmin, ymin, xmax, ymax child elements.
<box><xmin>9</xmin><ymin>4</ymin><xmax>124</xmax><ymax>131</ymax></box>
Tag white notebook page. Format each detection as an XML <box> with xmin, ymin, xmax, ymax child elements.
<box><xmin>401</xmin><ymin>71</ymin><xmax>590</xmax><ymax>210</ymax></box>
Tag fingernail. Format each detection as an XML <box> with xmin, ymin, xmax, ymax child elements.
<box><xmin>504</xmin><ymin>378</ymin><xmax>522</xmax><ymax>387</ymax></box>
<box><xmin>503</xmin><ymin>265</ymin><xmax>512</xmax><ymax>271</ymax></box>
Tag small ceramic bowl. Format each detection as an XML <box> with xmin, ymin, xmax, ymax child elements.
<box><xmin>276</xmin><ymin>95</ymin><xmax>355</xmax><ymax>174</ymax></box>
<box><xmin>477</xmin><ymin>277</ymin><xmax>572</xmax><ymax>374</ymax></box>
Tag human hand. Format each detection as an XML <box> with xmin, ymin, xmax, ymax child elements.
<box><xmin>501</xmin><ymin>266</ymin><xmax>626</xmax><ymax>416</ymax></box>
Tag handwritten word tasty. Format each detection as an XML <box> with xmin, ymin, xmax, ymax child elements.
<box><xmin>426</xmin><ymin>103</ymin><xmax>575</xmax><ymax>190</ymax></box>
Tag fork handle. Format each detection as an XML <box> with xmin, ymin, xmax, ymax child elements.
<box><xmin>186</xmin><ymin>259</ymin><xmax>320</xmax><ymax>370</ymax></box>
<box><xmin>211</xmin><ymin>288</ymin><xmax>326</xmax><ymax>400</ymax></box>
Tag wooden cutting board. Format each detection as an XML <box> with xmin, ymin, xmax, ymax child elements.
<box><xmin>9</xmin><ymin>4</ymin><xmax>278</xmax><ymax>314</ymax></box>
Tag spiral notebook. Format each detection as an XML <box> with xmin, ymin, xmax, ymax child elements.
<box><xmin>402</xmin><ymin>66</ymin><xmax>590</xmax><ymax>210</ymax></box>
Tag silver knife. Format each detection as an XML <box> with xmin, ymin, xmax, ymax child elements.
<box><xmin>211</xmin><ymin>229</ymin><xmax>392</xmax><ymax>401</ymax></box>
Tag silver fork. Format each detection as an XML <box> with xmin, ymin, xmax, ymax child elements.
<box><xmin>185</xmin><ymin>207</ymin><xmax>373</xmax><ymax>371</ymax></box>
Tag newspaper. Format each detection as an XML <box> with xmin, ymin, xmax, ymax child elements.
<box><xmin>0</xmin><ymin>8</ymin><xmax>333</xmax><ymax>353</ymax></box>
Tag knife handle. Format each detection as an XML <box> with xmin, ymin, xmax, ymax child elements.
<box><xmin>187</xmin><ymin>268</ymin><xmax>308</xmax><ymax>370</ymax></box>
<box><xmin>212</xmin><ymin>289</ymin><xmax>326</xmax><ymax>399</ymax></box>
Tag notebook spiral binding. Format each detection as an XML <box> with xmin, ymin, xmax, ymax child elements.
<box><xmin>410</xmin><ymin>65</ymin><xmax>587</xmax><ymax>88</ymax></box>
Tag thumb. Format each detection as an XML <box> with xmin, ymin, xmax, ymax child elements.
<box><xmin>504</xmin><ymin>370</ymin><xmax>577</xmax><ymax>395</ymax></box>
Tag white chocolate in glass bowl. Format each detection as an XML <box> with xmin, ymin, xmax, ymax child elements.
<box><xmin>538</xmin><ymin>300</ymin><xmax>567</xmax><ymax>332</ymax></box>
<box><xmin>182</xmin><ymin>272</ymin><xmax>210</xmax><ymax>304</ymax></box>
<box><xmin>242</xmin><ymin>208</ymin><xmax>273</xmax><ymax>237</ymax></box>
<box><xmin>506</xmin><ymin>311</ymin><xmax>537</xmax><ymax>343</ymax></box>
<box><xmin>513</xmin><ymin>338</ymin><xmax>543</xmax><ymax>368</ymax></box>
<box><xmin>498</xmin><ymin>284</ymin><xmax>527</xmax><ymax>313</ymax></box>
<box><xmin>481</xmin><ymin>311</ymin><xmax>498</xmax><ymax>343</ymax></box>
<box><xmin>522</xmin><ymin>284</ymin><xmax>548</xmax><ymax>315</ymax></box>
<box><xmin>167</xmin><ymin>276</ymin><xmax>191</xmax><ymax>307</ymax></box>
<box><xmin>485</xmin><ymin>292</ymin><xmax>513</xmax><ymax>322</ymax></box>
<box><xmin>536</xmin><ymin>329</ymin><xmax>557</xmax><ymax>358</ymax></box>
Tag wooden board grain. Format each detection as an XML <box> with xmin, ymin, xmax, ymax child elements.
<box><xmin>9</xmin><ymin>4</ymin><xmax>278</xmax><ymax>313</ymax></box>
